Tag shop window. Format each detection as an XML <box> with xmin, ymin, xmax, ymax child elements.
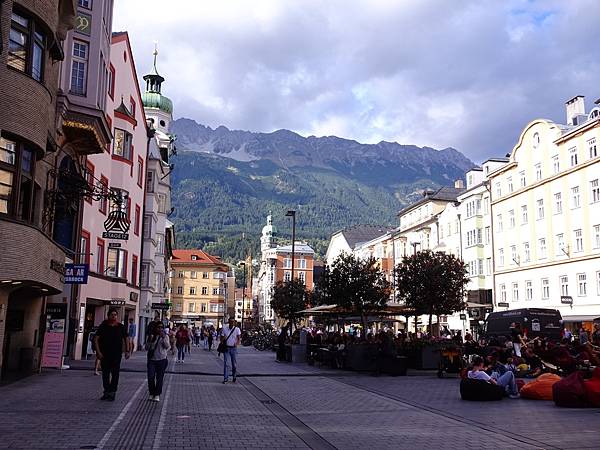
<box><xmin>106</xmin><ymin>248</ymin><xmax>127</xmax><ymax>278</ymax></box>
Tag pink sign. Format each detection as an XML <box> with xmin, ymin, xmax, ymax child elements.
<box><xmin>41</xmin><ymin>332</ymin><xmax>65</xmax><ymax>368</ymax></box>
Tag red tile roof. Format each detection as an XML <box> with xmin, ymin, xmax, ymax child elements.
<box><xmin>171</xmin><ymin>249</ymin><xmax>227</xmax><ymax>268</ymax></box>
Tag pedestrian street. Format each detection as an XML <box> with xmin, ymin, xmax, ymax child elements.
<box><xmin>0</xmin><ymin>346</ymin><xmax>599</xmax><ymax>449</ymax></box>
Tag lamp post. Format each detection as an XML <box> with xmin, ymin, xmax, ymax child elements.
<box><xmin>239</xmin><ymin>261</ymin><xmax>246</xmax><ymax>332</ymax></box>
<box><xmin>285</xmin><ymin>210</ymin><xmax>296</xmax><ymax>282</ymax></box>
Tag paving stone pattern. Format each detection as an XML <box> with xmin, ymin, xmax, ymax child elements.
<box><xmin>1</xmin><ymin>346</ymin><xmax>599</xmax><ymax>449</ymax></box>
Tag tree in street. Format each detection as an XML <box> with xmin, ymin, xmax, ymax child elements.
<box><xmin>394</xmin><ymin>250</ymin><xmax>469</xmax><ymax>336</ymax></box>
<box><xmin>315</xmin><ymin>253</ymin><xmax>391</xmax><ymax>338</ymax></box>
<box><xmin>270</xmin><ymin>279</ymin><xmax>310</xmax><ymax>330</ymax></box>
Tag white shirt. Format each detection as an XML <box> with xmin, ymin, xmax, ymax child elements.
<box><xmin>468</xmin><ymin>370</ymin><xmax>492</xmax><ymax>382</ymax></box>
<box><xmin>220</xmin><ymin>325</ymin><xmax>241</xmax><ymax>347</ymax></box>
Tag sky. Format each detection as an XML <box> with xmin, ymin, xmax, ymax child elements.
<box><xmin>113</xmin><ymin>0</ymin><xmax>600</xmax><ymax>164</ymax></box>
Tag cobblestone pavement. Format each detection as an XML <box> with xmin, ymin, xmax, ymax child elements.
<box><xmin>1</xmin><ymin>346</ymin><xmax>599</xmax><ymax>449</ymax></box>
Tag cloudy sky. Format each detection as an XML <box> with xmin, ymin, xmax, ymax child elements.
<box><xmin>114</xmin><ymin>0</ymin><xmax>599</xmax><ymax>163</ymax></box>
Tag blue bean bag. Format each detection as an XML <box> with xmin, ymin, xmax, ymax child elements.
<box><xmin>460</xmin><ymin>378</ymin><xmax>505</xmax><ymax>401</ymax></box>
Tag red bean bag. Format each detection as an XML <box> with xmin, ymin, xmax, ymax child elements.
<box><xmin>552</xmin><ymin>371</ymin><xmax>588</xmax><ymax>408</ymax></box>
<box><xmin>583</xmin><ymin>367</ymin><xmax>600</xmax><ymax>407</ymax></box>
<box><xmin>520</xmin><ymin>373</ymin><xmax>561</xmax><ymax>400</ymax></box>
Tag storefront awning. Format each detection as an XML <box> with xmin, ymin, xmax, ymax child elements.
<box><xmin>562</xmin><ymin>315</ymin><xmax>600</xmax><ymax>322</ymax></box>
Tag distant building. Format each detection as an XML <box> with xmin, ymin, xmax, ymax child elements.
<box><xmin>326</xmin><ymin>225</ymin><xmax>394</xmax><ymax>267</ymax></box>
<box><xmin>169</xmin><ymin>250</ymin><xmax>229</xmax><ymax>328</ymax></box>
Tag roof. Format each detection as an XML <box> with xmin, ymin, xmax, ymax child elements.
<box><xmin>397</xmin><ymin>186</ymin><xmax>465</xmax><ymax>217</ymax></box>
<box><xmin>171</xmin><ymin>249</ymin><xmax>227</xmax><ymax>268</ymax></box>
<box><xmin>336</xmin><ymin>225</ymin><xmax>395</xmax><ymax>248</ymax></box>
<box><xmin>276</xmin><ymin>243</ymin><xmax>315</xmax><ymax>254</ymax></box>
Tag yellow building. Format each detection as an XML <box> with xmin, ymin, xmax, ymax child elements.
<box><xmin>169</xmin><ymin>250</ymin><xmax>230</xmax><ymax>328</ymax></box>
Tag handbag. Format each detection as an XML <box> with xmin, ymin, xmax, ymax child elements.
<box><xmin>218</xmin><ymin>327</ymin><xmax>237</xmax><ymax>354</ymax></box>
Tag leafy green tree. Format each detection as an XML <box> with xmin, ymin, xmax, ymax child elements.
<box><xmin>394</xmin><ymin>250</ymin><xmax>469</xmax><ymax>336</ymax></box>
<box><xmin>315</xmin><ymin>253</ymin><xmax>390</xmax><ymax>339</ymax></box>
<box><xmin>270</xmin><ymin>279</ymin><xmax>309</xmax><ymax>330</ymax></box>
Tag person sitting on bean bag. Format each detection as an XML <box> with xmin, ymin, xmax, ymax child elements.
<box><xmin>468</xmin><ymin>355</ymin><xmax>520</xmax><ymax>399</ymax></box>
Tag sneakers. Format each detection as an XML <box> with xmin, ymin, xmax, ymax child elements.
<box><xmin>232</xmin><ymin>376</ymin><xmax>237</xmax><ymax>383</ymax></box>
<box><xmin>153</xmin><ymin>395</ymin><xmax>160</xmax><ymax>402</ymax></box>
<box><xmin>509</xmin><ymin>393</ymin><xmax>520</xmax><ymax>399</ymax></box>
<box><xmin>94</xmin><ymin>371</ymin><xmax>100</xmax><ymax>376</ymax></box>
<box><xmin>149</xmin><ymin>394</ymin><xmax>155</xmax><ymax>401</ymax></box>
<box><xmin>222</xmin><ymin>379</ymin><xmax>228</xmax><ymax>384</ymax></box>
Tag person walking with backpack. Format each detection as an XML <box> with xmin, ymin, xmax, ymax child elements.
<box><xmin>219</xmin><ymin>318</ymin><xmax>241</xmax><ymax>383</ymax></box>
<box><xmin>94</xmin><ymin>308</ymin><xmax>131</xmax><ymax>401</ymax></box>
<box><xmin>146</xmin><ymin>321</ymin><xmax>171</xmax><ymax>402</ymax></box>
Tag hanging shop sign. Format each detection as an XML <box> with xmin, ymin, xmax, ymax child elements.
<box><xmin>64</xmin><ymin>263</ymin><xmax>89</xmax><ymax>284</ymax></box>
<box><xmin>110</xmin><ymin>299</ymin><xmax>126</xmax><ymax>306</ymax></box>
<box><xmin>102</xmin><ymin>209</ymin><xmax>130</xmax><ymax>240</ymax></box>
<box><xmin>560</xmin><ymin>296</ymin><xmax>573</xmax><ymax>305</ymax></box>
<box><xmin>151</xmin><ymin>303</ymin><xmax>170</xmax><ymax>310</ymax></box>
<box><xmin>498</xmin><ymin>302</ymin><xmax>510</xmax><ymax>308</ymax></box>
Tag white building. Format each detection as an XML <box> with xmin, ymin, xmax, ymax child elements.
<box><xmin>489</xmin><ymin>95</ymin><xmax>600</xmax><ymax>328</ymax></box>
<box><xmin>326</xmin><ymin>225</ymin><xmax>394</xmax><ymax>267</ymax></box>
<box><xmin>139</xmin><ymin>49</ymin><xmax>175</xmax><ymax>345</ymax></box>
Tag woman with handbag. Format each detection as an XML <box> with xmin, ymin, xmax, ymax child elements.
<box><xmin>146</xmin><ymin>322</ymin><xmax>171</xmax><ymax>402</ymax></box>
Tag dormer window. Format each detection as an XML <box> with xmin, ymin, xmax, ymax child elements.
<box><xmin>532</xmin><ymin>132</ymin><xmax>540</xmax><ymax>149</ymax></box>
<box><xmin>191</xmin><ymin>255</ymin><xmax>198</xmax><ymax>261</ymax></box>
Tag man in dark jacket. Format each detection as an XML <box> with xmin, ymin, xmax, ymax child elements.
<box><xmin>94</xmin><ymin>308</ymin><xmax>131</xmax><ymax>401</ymax></box>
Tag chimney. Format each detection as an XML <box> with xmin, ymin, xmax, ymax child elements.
<box><xmin>454</xmin><ymin>179</ymin><xmax>464</xmax><ymax>189</ymax></box>
<box><xmin>565</xmin><ymin>95</ymin><xmax>585</xmax><ymax>126</ymax></box>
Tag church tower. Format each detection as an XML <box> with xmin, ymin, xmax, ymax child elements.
<box><xmin>142</xmin><ymin>45</ymin><xmax>173</xmax><ymax>136</ymax></box>
<box><xmin>260</xmin><ymin>214</ymin><xmax>277</xmax><ymax>254</ymax></box>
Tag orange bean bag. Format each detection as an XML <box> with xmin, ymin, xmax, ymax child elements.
<box><xmin>584</xmin><ymin>367</ymin><xmax>600</xmax><ymax>407</ymax></box>
<box><xmin>520</xmin><ymin>373</ymin><xmax>562</xmax><ymax>400</ymax></box>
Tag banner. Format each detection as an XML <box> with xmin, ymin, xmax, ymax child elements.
<box><xmin>41</xmin><ymin>304</ymin><xmax>67</xmax><ymax>369</ymax></box>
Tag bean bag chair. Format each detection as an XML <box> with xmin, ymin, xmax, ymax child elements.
<box><xmin>520</xmin><ymin>373</ymin><xmax>561</xmax><ymax>400</ymax></box>
<box><xmin>584</xmin><ymin>367</ymin><xmax>600</xmax><ymax>407</ymax></box>
<box><xmin>516</xmin><ymin>379</ymin><xmax>525</xmax><ymax>392</ymax></box>
<box><xmin>460</xmin><ymin>378</ymin><xmax>505</xmax><ymax>401</ymax></box>
<box><xmin>552</xmin><ymin>371</ymin><xmax>588</xmax><ymax>408</ymax></box>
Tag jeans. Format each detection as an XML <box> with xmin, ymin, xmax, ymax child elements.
<box><xmin>513</xmin><ymin>343</ymin><xmax>522</xmax><ymax>357</ymax></box>
<box><xmin>177</xmin><ymin>345</ymin><xmax>185</xmax><ymax>361</ymax></box>
<box><xmin>496</xmin><ymin>370</ymin><xmax>518</xmax><ymax>395</ymax></box>
<box><xmin>101</xmin><ymin>357</ymin><xmax>122</xmax><ymax>394</ymax></box>
<box><xmin>208</xmin><ymin>338</ymin><xmax>213</xmax><ymax>351</ymax></box>
<box><xmin>147</xmin><ymin>358</ymin><xmax>168</xmax><ymax>396</ymax></box>
<box><xmin>223</xmin><ymin>347</ymin><xmax>237</xmax><ymax>380</ymax></box>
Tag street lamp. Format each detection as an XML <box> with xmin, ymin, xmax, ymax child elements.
<box><xmin>285</xmin><ymin>210</ymin><xmax>296</xmax><ymax>282</ymax></box>
<box><xmin>239</xmin><ymin>261</ymin><xmax>247</xmax><ymax>332</ymax></box>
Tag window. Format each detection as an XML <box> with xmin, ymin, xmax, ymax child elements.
<box><xmin>106</xmin><ymin>248</ymin><xmax>127</xmax><ymax>278</ymax></box>
<box><xmin>143</xmin><ymin>215</ymin><xmax>153</xmax><ymax>239</ymax></box>
<box><xmin>212</xmin><ymin>287</ymin><xmax>220</xmax><ymax>296</ymax></box>
<box><xmin>108</xmin><ymin>64</ymin><xmax>115</xmax><ymax>99</ymax></box>
<box><xmin>201</xmin><ymin>286</ymin><xmax>208</xmax><ymax>295</ymax></box>
<box><xmin>594</xmin><ymin>225</ymin><xmax>600</xmax><ymax>249</ymax></box>
<box><xmin>0</xmin><ymin>137</ymin><xmax>37</xmax><ymax>222</ymax></box>
<box><xmin>510</xmin><ymin>245</ymin><xmax>517</xmax><ymax>264</ymax></box>
<box><xmin>96</xmin><ymin>238</ymin><xmax>105</xmax><ymax>274</ymax></box>
<box><xmin>84</xmin><ymin>161</ymin><xmax>94</xmax><ymax>204</ymax></box>
<box><xmin>483</xmin><ymin>197</ymin><xmax>489</xmax><ymax>214</ymax></box>
<box><xmin>109</xmin><ymin>189</ymin><xmax>128</xmax><ymax>217</ymax></box>
<box><xmin>99</xmin><ymin>176</ymin><xmax>108</xmax><ymax>214</ymax></box>
<box><xmin>541</xmin><ymin>278</ymin><xmax>550</xmax><ymax>299</ymax></box>
<box><xmin>523</xmin><ymin>242</ymin><xmax>530</xmax><ymax>262</ymax></box>
<box><xmin>535</xmin><ymin>163</ymin><xmax>542</xmax><ymax>181</ymax></box>
<box><xmin>525</xmin><ymin>280</ymin><xmax>533</xmax><ymax>301</ymax></box>
<box><xmin>560</xmin><ymin>275</ymin><xmax>569</xmax><ymax>296</ymax></box>
<box><xmin>297</xmin><ymin>258</ymin><xmax>307</xmax><ymax>269</ymax></box>
<box><xmin>202</xmin><ymin>272</ymin><xmax>209</xmax><ymax>279</ymax></box>
<box><xmin>113</xmin><ymin>129</ymin><xmax>133</xmax><ymax>161</ymax></box>
<box><xmin>188</xmin><ymin>302</ymin><xmax>195</xmax><ymax>313</ymax></box>
<box><xmin>202</xmin><ymin>303</ymin><xmax>208</xmax><ymax>313</ymax></box>
<box><xmin>174</xmin><ymin>303</ymin><xmax>182</xmax><ymax>312</ymax></box>
<box><xmin>478</xmin><ymin>259</ymin><xmax>484</xmax><ymax>275</ymax></box>
<box><xmin>497</xmin><ymin>214</ymin><xmax>503</xmax><ymax>231</ymax></box>
<box><xmin>133</xmin><ymin>204</ymin><xmax>140</xmax><ymax>236</ymax></box>
<box><xmin>569</xmin><ymin>147</ymin><xmax>578</xmax><ymax>167</ymax></box>
<box><xmin>538</xmin><ymin>238</ymin><xmax>547</xmax><ymax>259</ymax></box>
<box><xmin>577</xmin><ymin>273</ymin><xmax>587</xmax><ymax>296</ymax></box>
<box><xmin>284</xmin><ymin>271</ymin><xmax>291</xmax><ymax>282</ymax></box>
<box><xmin>536</xmin><ymin>199</ymin><xmax>544</xmax><ymax>220</ymax></box>
<box><xmin>78</xmin><ymin>0</ymin><xmax>92</xmax><ymax>8</ymax></box>
<box><xmin>141</xmin><ymin>263</ymin><xmax>150</xmax><ymax>287</ymax></box>
<box><xmin>591</xmin><ymin>179</ymin><xmax>600</xmax><ymax>203</ymax></box>
<box><xmin>571</xmin><ymin>186</ymin><xmax>580</xmax><ymax>209</ymax></box>
<box><xmin>574</xmin><ymin>229</ymin><xmax>583</xmax><ymax>253</ymax></box>
<box><xmin>8</xmin><ymin>11</ymin><xmax>46</xmax><ymax>81</ymax></box>
<box><xmin>495</xmin><ymin>182</ymin><xmax>501</xmax><ymax>197</ymax></box>
<box><xmin>191</xmin><ymin>271</ymin><xmax>197</xmax><ymax>279</ymax></box>
<box><xmin>485</xmin><ymin>226</ymin><xmax>491</xmax><ymax>244</ymax></box>
<box><xmin>146</xmin><ymin>171</ymin><xmax>155</xmax><ymax>193</ymax></box>
<box><xmin>190</xmin><ymin>287</ymin><xmax>196</xmax><ymax>295</ymax></box>
<box><xmin>554</xmin><ymin>192</ymin><xmax>562</xmax><ymax>214</ymax></box>
<box><xmin>556</xmin><ymin>233</ymin><xmax>565</xmax><ymax>256</ymax></box>
<box><xmin>486</xmin><ymin>258</ymin><xmax>492</xmax><ymax>276</ymax></box>
<box><xmin>79</xmin><ymin>230</ymin><xmax>90</xmax><ymax>265</ymax></box>
<box><xmin>552</xmin><ymin>155</ymin><xmax>560</xmax><ymax>174</ymax></box>
<box><xmin>137</xmin><ymin>157</ymin><xmax>144</xmax><ymax>187</ymax></box>
<box><xmin>507</xmin><ymin>177</ymin><xmax>513</xmax><ymax>193</ymax></box>
<box><xmin>500</xmin><ymin>284</ymin><xmax>506</xmax><ymax>302</ymax></box>
<box><xmin>178</xmin><ymin>271</ymin><xmax>184</xmax><ymax>278</ymax></box>
<box><xmin>283</xmin><ymin>258</ymin><xmax>292</xmax><ymax>269</ymax></box>
<box><xmin>519</xmin><ymin>171</ymin><xmax>526</xmax><ymax>188</ymax></box>
<box><xmin>156</xmin><ymin>233</ymin><xmax>164</xmax><ymax>255</ymax></box>
<box><xmin>70</xmin><ymin>40</ymin><xmax>88</xmax><ymax>94</ymax></box>
<box><xmin>521</xmin><ymin>205</ymin><xmax>528</xmax><ymax>224</ymax></box>
<box><xmin>508</xmin><ymin>209</ymin><xmax>515</xmax><ymax>228</ymax></box>
<box><xmin>589</xmin><ymin>138</ymin><xmax>598</xmax><ymax>159</ymax></box>
<box><xmin>176</xmin><ymin>286</ymin><xmax>183</xmax><ymax>295</ymax></box>
<box><xmin>498</xmin><ymin>248</ymin><xmax>504</xmax><ymax>267</ymax></box>
<box><xmin>129</xmin><ymin>98</ymin><xmax>136</xmax><ymax>119</ymax></box>
<box><xmin>298</xmin><ymin>271</ymin><xmax>306</xmax><ymax>284</ymax></box>
<box><xmin>131</xmin><ymin>255</ymin><xmax>138</xmax><ymax>286</ymax></box>
<box><xmin>512</xmin><ymin>283</ymin><xmax>519</xmax><ymax>301</ymax></box>
<box><xmin>157</xmin><ymin>194</ymin><xmax>167</xmax><ymax>214</ymax></box>
<box><xmin>597</xmin><ymin>272</ymin><xmax>600</xmax><ymax>295</ymax></box>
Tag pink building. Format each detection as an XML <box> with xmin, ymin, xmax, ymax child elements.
<box><xmin>74</xmin><ymin>32</ymin><xmax>148</xmax><ymax>358</ymax></box>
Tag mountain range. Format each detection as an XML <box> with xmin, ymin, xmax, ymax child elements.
<box><xmin>169</xmin><ymin>118</ymin><xmax>475</xmax><ymax>261</ymax></box>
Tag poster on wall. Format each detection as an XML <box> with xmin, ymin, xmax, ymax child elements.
<box><xmin>41</xmin><ymin>304</ymin><xmax>67</xmax><ymax>369</ymax></box>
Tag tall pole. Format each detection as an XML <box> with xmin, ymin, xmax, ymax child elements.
<box><xmin>241</xmin><ymin>264</ymin><xmax>246</xmax><ymax>332</ymax></box>
<box><xmin>286</xmin><ymin>210</ymin><xmax>296</xmax><ymax>282</ymax></box>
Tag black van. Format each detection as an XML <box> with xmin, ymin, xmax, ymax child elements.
<box><xmin>485</xmin><ymin>308</ymin><xmax>563</xmax><ymax>341</ymax></box>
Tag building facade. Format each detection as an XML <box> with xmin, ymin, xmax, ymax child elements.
<box><xmin>72</xmin><ymin>31</ymin><xmax>147</xmax><ymax>358</ymax></box>
<box><xmin>169</xmin><ymin>250</ymin><xmax>229</xmax><ymax>328</ymax></box>
<box><xmin>490</xmin><ymin>96</ymin><xmax>600</xmax><ymax>326</ymax></box>
<box><xmin>0</xmin><ymin>0</ymin><xmax>77</xmax><ymax>378</ymax></box>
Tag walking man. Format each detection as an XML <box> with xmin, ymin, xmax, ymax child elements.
<box><xmin>220</xmin><ymin>318</ymin><xmax>241</xmax><ymax>383</ymax></box>
<box><xmin>94</xmin><ymin>308</ymin><xmax>131</xmax><ymax>401</ymax></box>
